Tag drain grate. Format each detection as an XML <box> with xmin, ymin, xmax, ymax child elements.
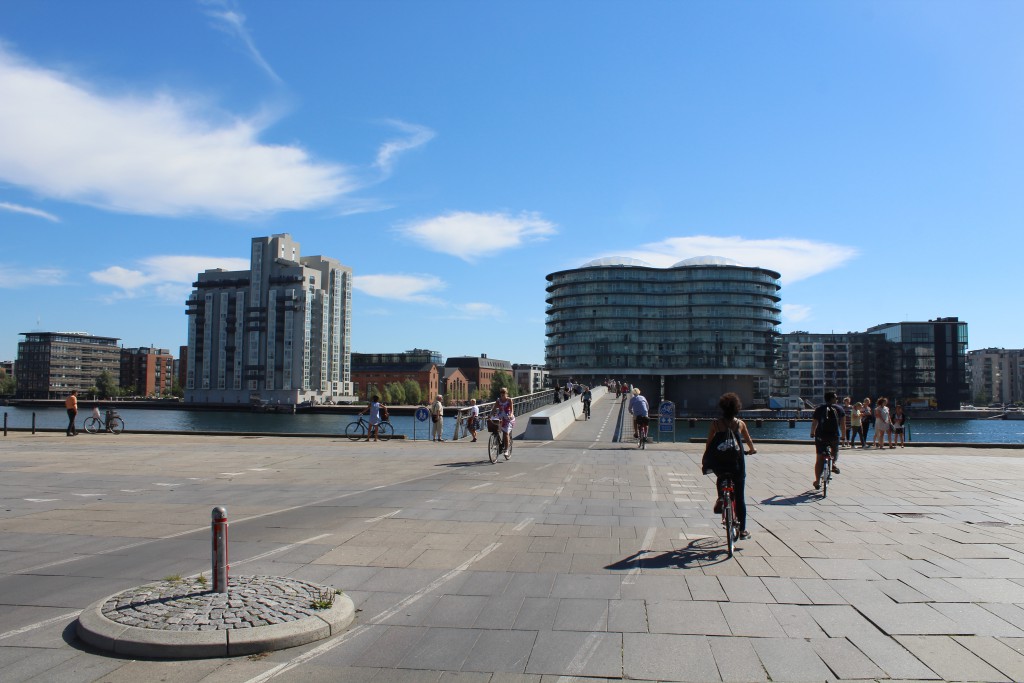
<box><xmin>967</xmin><ymin>520</ymin><xmax>1012</xmax><ymax>527</ymax></box>
<box><xmin>886</xmin><ymin>512</ymin><xmax>928</xmax><ymax>519</ymax></box>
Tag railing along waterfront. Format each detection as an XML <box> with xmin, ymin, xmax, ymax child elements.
<box><xmin>451</xmin><ymin>389</ymin><xmax>557</xmax><ymax>440</ymax></box>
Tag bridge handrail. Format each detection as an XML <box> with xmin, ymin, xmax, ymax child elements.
<box><xmin>451</xmin><ymin>389</ymin><xmax>557</xmax><ymax>440</ymax></box>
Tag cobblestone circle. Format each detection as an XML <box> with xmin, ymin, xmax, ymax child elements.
<box><xmin>101</xmin><ymin>576</ymin><xmax>338</xmax><ymax>632</ymax></box>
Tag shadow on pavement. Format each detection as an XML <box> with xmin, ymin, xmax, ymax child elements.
<box><xmin>604</xmin><ymin>537</ymin><xmax>732</xmax><ymax>570</ymax></box>
<box><xmin>435</xmin><ymin>461</ymin><xmax>493</xmax><ymax>468</ymax></box>
<box><xmin>760</xmin><ymin>492</ymin><xmax>819</xmax><ymax>505</ymax></box>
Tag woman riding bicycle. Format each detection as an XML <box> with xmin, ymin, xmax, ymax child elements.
<box><xmin>704</xmin><ymin>392</ymin><xmax>756</xmax><ymax>540</ymax></box>
<box><xmin>492</xmin><ymin>387</ymin><xmax>515</xmax><ymax>457</ymax></box>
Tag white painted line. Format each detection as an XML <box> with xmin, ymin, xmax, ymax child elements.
<box><xmin>647</xmin><ymin>464</ymin><xmax>658</xmax><ymax>502</ymax></box>
<box><xmin>248</xmin><ymin>468</ymin><xmax>270</xmax><ymax>471</ymax></box>
<box><xmin>557</xmin><ymin>631</ymin><xmax>605</xmax><ymax>681</ymax></box>
<box><xmin>506</xmin><ymin>472</ymin><xmax>525</xmax><ymax>479</ymax></box>
<box><xmin>512</xmin><ymin>517</ymin><xmax>534</xmax><ymax>532</ymax></box>
<box><xmin>24</xmin><ymin>498</ymin><xmax>58</xmax><ymax>502</ymax></box>
<box><xmin>364</xmin><ymin>510</ymin><xmax>402</xmax><ymax>523</ymax></box>
<box><xmin>554</xmin><ymin>486</ymin><xmax>564</xmax><ymax>496</ymax></box>
<box><xmin>623</xmin><ymin>527</ymin><xmax>658</xmax><ymax>586</ymax></box>
<box><xmin>120</xmin><ymin>489</ymin><xmax>144</xmax><ymax>493</ymax></box>
<box><xmin>220</xmin><ymin>472</ymin><xmax>245</xmax><ymax>476</ymax></box>
<box><xmin>0</xmin><ymin>611</ymin><xmax>82</xmax><ymax>641</ymax></box>
<box><xmin>187</xmin><ymin>477</ymin><xmax>204</xmax><ymax>480</ymax></box>
<box><xmin>218</xmin><ymin>533</ymin><xmax>333</xmax><ymax>571</ymax></box>
<box><xmin>152</xmin><ymin>483</ymin><xmax>180</xmax><ymax>487</ymax></box>
<box><xmin>469</xmin><ymin>482</ymin><xmax>493</xmax><ymax>490</ymax></box>
<box><xmin>240</xmin><ymin>542</ymin><xmax>503</xmax><ymax>683</ymax></box>
<box><xmin>71</xmin><ymin>493</ymin><xmax>103</xmax><ymax>497</ymax></box>
<box><xmin>535</xmin><ymin>463</ymin><xmax>555</xmax><ymax>470</ymax></box>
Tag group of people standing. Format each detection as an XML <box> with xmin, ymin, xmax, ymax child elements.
<box><xmin>839</xmin><ymin>396</ymin><xmax>908</xmax><ymax>450</ymax></box>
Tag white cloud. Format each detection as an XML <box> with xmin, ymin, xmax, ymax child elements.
<box><xmin>616</xmin><ymin>235</ymin><xmax>858</xmax><ymax>283</ymax></box>
<box><xmin>201</xmin><ymin>0</ymin><xmax>282</xmax><ymax>84</ymax></box>
<box><xmin>450</xmin><ymin>302</ymin><xmax>505</xmax><ymax>319</ymax></box>
<box><xmin>353</xmin><ymin>273</ymin><xmax>446</xmax><ymax>304</ymax></box>
<box><xmin>374</xmin><ymin>120</ymin><xmax>435</xmax><ymax>176</ymax></box>
<box><xmin>399</xmin><ymin>211</ymin><xmax>557</xmax><ymax>262</ymax></box>
<box><xmin>0</xmin><ymin>265</ymin><xmax>66</xmax><ymax>288</ymax></box>
<box><xmin>0</xmin><ymin>46</ymin><xmax>354</xmax><ymax>218</ymax></box>
<box><xmin>782</xmin><ymin>303</ymin><xmax>812</xmax><ymax>323</ymax></box>
<box><xmin>0</xmin><ymin>201</ymin><xmax>60</xmax><ymax>222</ymax></box>
<box><xmin>89</xmin><ymin>255</ymin><xmax>250</xmax><ymax>301</ymax></box>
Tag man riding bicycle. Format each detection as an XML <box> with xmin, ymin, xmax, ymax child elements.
<box><xmin>581</xmin><ymin>386</ymin><xmax>592</xmax><ymax>419</ymax></box>
<box><xmin>628</xmin><ymin>388</ymin><xmax>649</xmax><ymax>441</ymax></box>
<box><xmin>810</xmin><ymin>391</ymin><xmax>845</xmax><ymax>490</ymax></box>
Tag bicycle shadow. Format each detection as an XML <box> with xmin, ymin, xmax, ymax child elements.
<box><xmin>604</xmin><ymin>537</ymin><xmax>732</xmax><ymax>570</ymax></box>
<box><xmin>760</xmin><ymin>492</ymin><xmax>819</xmax><ymax>506</ymax></box>
<box><xmin>435</xmin><ymin>461</ymin><xmax>494</xmax><ymax>468</ymax></box>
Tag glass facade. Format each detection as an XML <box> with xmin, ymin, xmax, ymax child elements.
<box><xmin>545</xmin><ymin>258</ymin><xmax>781</xmax><ymax>407</ymax></box>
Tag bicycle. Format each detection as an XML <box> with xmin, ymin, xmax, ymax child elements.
<box><xmin>486</xmin><ymin>418</ymin><xmax>512</xmax><ymax>464</ymax></box>
<box><xmin>637</xmin><ymin>416</ymin><xmax>649</xmax><ymax>449</ymax></box>
<box><xmin>713</xmin><ymin>472</ymin><xmax>741</xmax><ymax>557</ymax></box>
<box><xmin>582</xmin><ymin>400</ymin><xmax>591</xmax><ymax>420</ymax></box>
<box><xmin>819</xmin><ymin>442</ymin><xmax>834</xmax><ymax>498</ymax></box>
<box><xmin>345</xmin><ymin>416</ymin><xmax>394</xmax><ymax>441</ymax></box>
<box><xmin>84</xmin><ymin>412</ymin><xmax>124</xmax><ymax>434</ymax></box>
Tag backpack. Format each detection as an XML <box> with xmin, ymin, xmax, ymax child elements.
<box><xmin>702</xmin><ymin>420</ymin><xmax>744</xmax><ymax>475</ymax></box>
<box><xmin>817</xmin><ymin>405</ymin><xmax>839</xmax><ymax>438</ymax></box>
<box><xmin>380</xmin><ymin>404</ymin><xmax>389</xmax><ymax>422</ymax></box>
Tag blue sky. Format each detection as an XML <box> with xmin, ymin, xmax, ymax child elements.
<box><xmin>1</xmin><ymin>1</ymin><xmax>1021</xmax><ymax>364</ymax></box>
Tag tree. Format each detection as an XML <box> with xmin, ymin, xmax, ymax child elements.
<box><xmin>489</xmin><ymin>371</ymin><xmax>519</xmax><ymax>401</ymax></box>
<box><xmin>386</xmin><ymin>382</ymin><xmax>406</xmax><ymax>405</ymax></box>
<box><xmin>96</xmin><ymin>370</ymin><xmax>118</xmax><ymax>399</ymax></box>
<box><xmin>402</xmin><ymin>379</ymin><xmax>421</xmax><ymax>405</ymax></box>
<box><xmin>170</xmin><ymin>380</ymin><xmax>184</xmax><ymax>399</ymax></box>
<box><xmin>0</xmin><ymin>372</ymin><xmax>15</xmax><ymax>396</ymax></box>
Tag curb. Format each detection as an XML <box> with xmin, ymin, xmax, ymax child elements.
<box><xmin>76</xmin><ymin>587</ymin><xmax>354</xmax><ymax>659</ymax></box>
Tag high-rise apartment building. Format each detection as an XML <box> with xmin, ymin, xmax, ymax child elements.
<box><xmin>967</xmin><ymin>348</ymin><xmax>1024</xmax><ymax>405</ymax></box>
<box><xmin>120</xmin><ymin>346</ymin><xmax>175</xmax><ymax>397</ymax></box>
<box><xmin>185</xmin><ymin>234</ymin><xmax>353</xmax><ymax>405</ymax></box>
<box><xmin>15</xmin><ymin>332</ymin><xmax>121</xmax><ymax>399</ymax></box>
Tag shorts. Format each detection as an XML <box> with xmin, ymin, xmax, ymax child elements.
<box><xmin>635</xmin><ymin>415</ymin><xmax>650</xmax><ymax>427</ymax></box>
<box><xmin>815</xmin><ymin>438</ymin><xmax>839</xmax><ymax>457</ymax></box>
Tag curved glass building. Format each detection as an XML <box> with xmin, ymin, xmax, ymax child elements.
<box><xmin>545</xmin><ymin>256</ymin><xmax>782</xmax><ymax>410</ymax></box>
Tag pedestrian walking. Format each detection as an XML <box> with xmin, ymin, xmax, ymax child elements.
<box><xmin>65</xmin><ymin>390</ymin><xmax>79</xmax><ymax>436</ymax></box>
<box><xmin>468</xmin><ymin>398</ymin><xmax>479</xmax><ymax>442</ymax></box>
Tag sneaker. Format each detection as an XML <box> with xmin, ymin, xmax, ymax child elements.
<box><xmin>713</xmin><ymin>498</ymin><xmax>724</xmax><ymax>514</ymax></box>
<box><xmin>813</xmin><ymin>480</ymin><xmax>820</xmax><ymax>490</ymax></box>
<box><xmin>471</xmin><ymin>438</ymin><xmax>477</xmax><ymax>442</ymax></box>
<box><xmin>739</xmin><ymin>530</ymin><xmax>751</xmax><ymax>540</ymax></box>
<box><xmin>831</xmin><ymin>465</ymin><xmax>840</xmax><ymax>474</ymax></box>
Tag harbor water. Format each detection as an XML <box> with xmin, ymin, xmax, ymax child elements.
<box><xmin>2</xmin><ymin>405</ymin><xmax>1023</xmax><ymax>444</ymax></box>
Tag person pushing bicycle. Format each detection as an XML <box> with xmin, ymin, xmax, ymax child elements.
<box><xmin>811</xmin><ymin>391</ymin><xmax>845</xmax><ymax>489</ymax></box>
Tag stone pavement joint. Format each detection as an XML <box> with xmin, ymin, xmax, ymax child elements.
<box><xmin>76</xmin><ymin>575</ymin><xmax>355</xmax><ymax>658</ymax></box>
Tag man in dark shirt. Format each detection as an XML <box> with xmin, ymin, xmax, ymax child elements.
<box><xmin>810</xmin><ymin>391</ymin><xmax>845</xmax><ymax>489</ymax></box>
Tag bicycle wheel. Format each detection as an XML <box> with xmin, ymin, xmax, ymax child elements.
<box><xmin>822</xmin><ymin>455</ymin><xmax>831</xmax><ymax>498</ymax></box>
<box><xmin>377</xmin><ymin>421</ymin><xmax>394</xmax><ymax>440</ymax></box>
<box><xmin>488</xmin><ymin>432</ymin><xmax>500</xmax><ymax>464</ymax></box>
<box><xmin>345</xmin><ymin>421</ymin><xmax>366</xmax><ymax>440</ymax></box>
<box><xmin>504</xmin><ymin>437</ymin><xmax>512</xmax><ymax>460</ymax></box>
<box><xmin>724</xmin><ymin>494</ymin><xmax>736</xmax><ymax>557</ymax></box>
<box><xmin>84</xmin><ymin>417</ymin><xmax>100</xmax><ymax>434</ymax></box>
<box><xmin>108</xmin><ymin>417</ymin><xmax>124</xmax><ymax>434</ymax></box>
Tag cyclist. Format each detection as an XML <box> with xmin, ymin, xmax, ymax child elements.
<box><xmin>493</xmin><ymin>387</ymin><xmax>515</xmax><ymax>456</ymax></box>
<box><xmin>581</xmin><ymin>385</ymin><xmax>592</xmax><ymax>419</ymax></box>
<box><xmin>358</xmin><ymin>394</ymin><xmax>383</xmax><ymax>442</ymax></box>
<box><xmin>628</xmin><ymin>388</ymin><xmax>649</xmax><ymax>442</ymax></box>
<box><xmin>811</xmin><ymin>391</ymin><xmax>845</xmax><ymax>489</ymax></box>
<box><xmin>704</xmin><ymin>392</ymin><xmax>756</xmax><ymax>539</ymax></box>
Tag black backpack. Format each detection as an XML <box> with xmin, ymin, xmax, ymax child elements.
<box><xmin>702</xmin><ymin>421</ymin><xmax>744</xmax><ymax>475</ymax></box>
<box><xmin>817</xmin><ymin>405</ymin><xmax>839</xmax><ymax>438</ymax></box>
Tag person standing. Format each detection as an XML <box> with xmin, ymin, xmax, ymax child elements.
<box><xmin>703</xmin><ymin>392</ymin><xmax>756</xmax><ymax>540</ymax></box>
<box><xmin>493</xmin><ymin>387</ymin><xmax>516</xmax><ymax>456</ymax></box>
<box><xmin>468</xmin><ymin>398</ymin><xmax>479</xmax><ymax>442</ymax></box>
<box><xmin>891</xmin><ymin>403</ymin><xmax>907</xmax><ymax>448</ymax></box>
<box><xmin>841</xmin><ymin>396</ymin><xmax>854</xmax><ymax>448</ymax></box>
<box><xmin>861</xmin><ymin>397</ymin><xmax>874</xmax><ymax>448</ymax></box>
<box><xmin>873</xmin><ymin>397</ymin><xmax>891</xmax><ymax>449</ymax></box>
<box><xmin>811</xmin><ymin>391</ymin><xmax>845</xmax><ymax>489</ymax></box>
<box><xmin>431</xmin><ymin>395</ymin><xmax>445</xmax><ymax>442</ymax></box>
<box><xmin>359</xmin><ymin>395</ymin><xmax>382</xmax><ymax>442</ymax></box>
<box><xmin>65</xmin><ymin>390</ymin><xmax>79</xmax><ymax>436</ymax></box>
<box><xmin>850</xmin><ymin>401</ymin><xmax>865</xmax><ymax>447</ymax></box>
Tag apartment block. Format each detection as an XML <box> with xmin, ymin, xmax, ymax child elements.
<box><xmin>120</xmin><ymin>346</ymin><xmax>175</xmax><ymax>397</ymax></box>
<box><xmin>15</xmin><ymin>332</ymin><xmax>121</xmax><ymax>399</ymax></box>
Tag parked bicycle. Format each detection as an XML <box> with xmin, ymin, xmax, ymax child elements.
<box><xmin>345</xmin><ymin>415</ymin><xmax>393</xmax><ymax>441</ymax></box>
<box><xmin>84</xmin><ymin>411</ymin><xmax>124</xmax><ymax>435</ymax></box>
<box><xmin>487</xmin><ymin>418</ymin><xmax>512</xmax><ymax>464</ymax></box>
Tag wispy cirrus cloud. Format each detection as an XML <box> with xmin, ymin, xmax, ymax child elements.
<box><xmin>0</xmin><ymin>45</ymin><xmax>354</xmax><ymax>219</ymax></box>
<box><xmin>200</xmin><ymin>0</ymin><xmax>282</xmax><ymax>84</ymax></box>
<box><xmin>782</xmin><ymin>303</ymin><xmax>812</xmax><ymax>323</ymax></box>
<box><xmin>0</xmin><ymin>201</ymin><xmax>60</xmax><ymax>222</ymax></box>
<box><xmin>0</xmin><ymin>265</ymin><xmax>67</xmax><ymax>288</ymax></box>
<box><xmin>353</xmin><ymin>274</ymin><xmax>446</xmax><ymax>304</ymax></box>
<box><xmin>374</xmin><ymin>120</ymin><xmax>435</xmax><ymax>177</ymax></box>
<box><xmin>399</xmin><ymin>211</ymin><xmax>557</xmax><ymax>262</ymax></box>
<box><xmin>615</xmin><ymin>235</ymin><xmax>858</xmax><ymax>283</ymax></box>
<box><xmin>90</xmin><ymin>255</ymin><xmax>250</xmax><ymax>302</ymax></box>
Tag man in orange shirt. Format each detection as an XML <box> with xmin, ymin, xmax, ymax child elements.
<box><xmin>65</xmin><ymin>390</ymin><xmax>78</xmax><ymax>436</ymax></box>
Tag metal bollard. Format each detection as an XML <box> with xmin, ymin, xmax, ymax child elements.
<box><xmin>32</xmin><ymin>412</ymin><xmax>36</xmax><ymax>434</ymax></box>
<box><xmin>3</xmin><ymin>412</ymin><xmax>6</xmax><ymax>437</ymax></box>
<box><xmin>755</xmin><ymin>419</ymin><xmax>763</xmax><ymax>428</ymax></box>
<box><xmin>211</xmin><ymin>506</ymin><xmax>229</xmax><ymax>593</ymax></box>
<box><xmin>789</xmin><ymin>419</ymin><xmax>796</xmax><ymax>428</ymax></box>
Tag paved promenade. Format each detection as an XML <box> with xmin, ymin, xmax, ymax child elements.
<box><xmin>3</xmin><ymin>397</ymin><xmax>1024</xmax><ymax>682</ymax></box>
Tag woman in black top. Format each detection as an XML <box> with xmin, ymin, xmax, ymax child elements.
<box><xmin>704</xmin><ymin>392</ymin><xmax>757</xmax><ymax>539</ymax></box>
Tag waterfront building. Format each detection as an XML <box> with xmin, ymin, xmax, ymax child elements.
<box><xmin>967</xmin><ymin>348</ymin><xmax>1024</xmax><ymax>406</ymax></box>
<box><xmin>177</xmin><ymin>345</ymin><xmax>188</xmax><ymax>390</ymax></box>
<box><xmin>185</xmin><ymin>234</ymin><xmax>353</xmax><ymax>405</ymax></box>
<box><xmin>512</xmin><ymin>363</ymin><xmax>549</xmax><ymax>393</ymax></box>
<box><xmin>442</xmin><ymin>367</ymin><xmax>470</xmax><ymax>404</ymax></box>
<box><xmin>865</xmin><ymin>317</ymin><xmax>968</xmax><ymax>410</ymax></box>
<box><xmin>351</xmin><ymin>349</ymin><xmax>441</xmax><ymax>403</ymax></box>
<box><xmin>773</xmin><ymin>333</ymin><xmax>853</xmax><ymax>404</ymax></box>
<box><xmin>120</xmin><ymin>346</ymin><xmax>175</xmax><ymax>397</ymax></box>
<box><xmin>545</xmin><ymin>256</ymin><xmax>782</xmax><ymax>410</ymax></box>
<box><xmin>444</xmin><ymin>355</ymin><xmax>514</xmax><ymax>399</ymax></box>
<box><xmin>15</xmin><ymin>331</ymin><xmax>121</xmax><ymax>399</ymax></box>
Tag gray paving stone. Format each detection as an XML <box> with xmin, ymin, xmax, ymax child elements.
<box><xmin>719</xmin><ymin>602</ymin><xmax>786</xmax><ymax>637</ymax></box>
<box><xmin>461</xmin><ymin>629</ymin><xmax>537</xmax><ymax>673</ymax></box>
<box><xmin>398</xmin><ymin>627</ymin><xmax>481</xmax><ymax>672</ymax></box>
<box><xmin>503</xmin><ymin>573</ymin><xmax>556</xmax><ymax>598</ymax></box>
<box><xmin>552</xmin><ymin>598</ymin><xmax>607</xmax><ymax>631</ymax></box>
<box><xmin>955</xmin><ymin>635</ymin><xmax>1024</xmax><ymax>681</ymax></box>
<box><xmin>855</xmin><ymin>601</ymin><xmax>965</xmax><ymax>635</ymax></box>
<box><xmin>846</xmin><ymin>632</ymin><xmax>940</xmax><ymax>680</ymax></box>
<box><xmin>760</xmin><ymin>576</ymin><xmax>811</xmax><ymax>604</ymax></box>
<box><xmin>946</xmin><ymin>577</ymin><xmax>1024</xmax><ymax>603</ymax></box>
<box><xmin>608</xmin><ymin>599</ymin><xmax>648</xmax><ymax>633</ymax></box>
<box><xmin>895</xmin><ymin>635</ymin><xmax>1011</xmax><ymax>682</ymax></box>
<box><xmin>767</xmin><ymin>603</ymin><xmax>827</xmax><ymax>638</ymax></box>
<box><xmin>750</xmin><ymin>637</ymin><xmax>833</xmax><ymax>682</ymax></box>
<box><xmin>353</xmin><ymin>625</ymin><xmax>428</xmax><ymax>668</ymax></box>
<box><xmin>471</xmin><ymin>594</ymin><xmax>524</xmax><ymax>629</ymax></box>
<box><xmin>792</xmin><ymin>577</ymin><xmax>847</xmax><ymax>604</ymax></box>
<box><xmin>717</xmin><ymin>575</ymin><xmax>775</xmax><ymax>603</ymax></box>
<box><xmin>807</xmin><ymin>604</ymin><xmax>882</xmax><ymax>637</ymax></box>
<box><xmin>549</xmin><ymin>574</ymin><xmax>619</xmax><ymax>599</ymax></box>
<box><xmin>524</xmin><ymin>630</ymin><xmax>622</xmax><ymax>678</ymax></box>
<box><xmin>623</xmin><ymin>633</ymin><xmax>720</xmax><ymax>682</ymax></box>
<box><xmin>708</xmin><ymin>636</ymin><xmax>768</xmax><ymax>682</ymax></box>
<box><xmin>647</xmin><ymin>600</ymin><xmax>730</xmax><ymax>636</ymax></box>
<box><xmin>618</xmin><ymin>574</ymin><xmax>692</xmax><ymax>601</ymax></box>
<box><xmin>809</xmin><ymin>636</ymin><xmax>885</xmax><ymax>679</ymax></box>
<box><xmin>512</xmin><ymin>598</ymin><xmax>559</xmax><ymax>630</ymax></box>
<box><xmin>930</xmin><ymin>601</ymin><xmax>1024</xmax><ymax>636</ymax></box>
<box><xmin>456</xmin><ymin>571</ymin><xmax>513</xmax><ymax>596</ymax></box>
<box><xmin>422</xmin><ymin>595</ymin><xmax>488</xmax><ymax>628</ymax></box>
<box><xmin>685</xmin><ymin>575</ymin><xmax>726</xmax><ymax>601</ymax></box>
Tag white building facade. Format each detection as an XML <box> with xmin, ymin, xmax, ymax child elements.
<box><xmin>185</xmin><ymin>234</ymin><xmax>353</xmax><ymax>405</ymax></box>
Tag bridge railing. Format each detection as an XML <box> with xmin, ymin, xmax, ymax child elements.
<box><xmin>451</xmin><ymin>389</ymin><xmax>558</xmax><ymax>440</ymax></box>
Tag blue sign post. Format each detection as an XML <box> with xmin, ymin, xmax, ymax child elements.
<box><xmin>414</xmin><ymin>407</ymin><xmax>429</xmax><ymax>441</ymax></box>
<box><xmin>658</xmin><ymin>400</ymin><xmax>676</xmax><ymax>442</ymax></box>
